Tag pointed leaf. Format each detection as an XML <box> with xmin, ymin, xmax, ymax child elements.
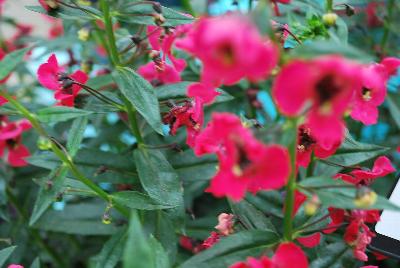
<box><xmin>0</xmin><ymin>246</ymin><xmax>17</xmax><ymax>267</ymax></box>
<box><xmin>111</xmin><ymin>191</ymin><xmax>176</xmax><ymax>210</ymax></box>
<box><xmin>37</xmin><ymin>106</ymin><xmax>93</xmax><ymax>123</ymax></box>
<box><xmin>94</xmin><ymin>229</ymin><xmax>127</xmax><ymax>268</ymax></box>
<box><xmin>0</xmin><ymin>47</ymin><xmax>30</xmax><ymax>80</ymax></box>
<box><xmin>113</xmin><ymin>67</ymin><xmax>163</xmax><ymax>134</ymax></box>
<box><xmin>67</xmin><ymin>116</ymin><xmax>88</xmax><ymax>157</ymax></box>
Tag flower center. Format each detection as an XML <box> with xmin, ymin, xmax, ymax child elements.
<box><xmin>231</xmin><ymin>141</ymin><xmax>251</xmax><ymax>176</ymax></box>
<box><xmin>362</xmin><ymin>88</ymin><xmax>372</xmax><ymax>101</ymax></box>
<box><xmin>297</xmin><ymin>126</ymin><xmax>316</xmax><ymax>152</ymax></box>
<box><xmin>217</xmin><ymin>43</ymin><xmax>235</xmax><ymax>66</ymax></box>
<box><xmin>315</xmin><ymin>74</ymin><xmax>343</xmax><ymax>108</ymax></box>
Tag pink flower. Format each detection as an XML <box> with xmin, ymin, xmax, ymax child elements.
<box><xmin>296</xmin><ymin>124</ymin><xmax>342</xmax><ymax>167</ymax></box>
<box><xmin>177</xmin><ymin>14</ymin><xmax>278</xmax><ymax>86</ymax></box>
<box><xmin>272</xmin><ymin>56</ymin><xmax>362</xmax><ymax>150</ymax></box>
<box><xmin>230</xmin><ymin>242</ymin><xmax>308</xmax><ymax>268</ymax></box>
<box><xmin>335</xmin><ymin>156</ymin><xmax>395</xmax><ymax>185</ymax></box>
<box><xmin>215</xmin><ymin>213</ymin><xmax>234</xmax><ymax>236</ymax></box>
<box><xmin>8</xmin><ymin>265</ymin><xmax>24</xmax><ymax>268</ymax></box>
<box><xmin>138</xmin><ymin>61</ymin><xmax>181</xmax><ymax>86</ymax></box>
<box><xmin>194</xmin><ymin>113</ymin><xmax>290</xmax><ymax>201</ymax></box>
<box><xmin>380</xmin><ymin>57</ymin><xmax>400</xmax><ymax>78</ymax></box>
<box><xmin>0</xmin><ymin>117</ymin><xmax>32</xmax><ymax>167</ymax></box>
<box><xmin>37</xmin><ymin>54</ymin><xmax>88</xmax><ymax>106</ymax></box>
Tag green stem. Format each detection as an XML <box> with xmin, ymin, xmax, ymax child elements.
<box><xmin>326</xmin><ymin>0</ymin><xmax>333</xmax><ymax>12</ymax></box>
<box><xmin>0</xmin><ymin>92</ymin><xmax>129</xmax><ymax>218</ymax></box>
<box><xmin>6</xmin><ymin>187</ymin><xmax>66</xmax><ymax>268</ymax></box>
<box><xmin>123</xmin><ymin>96</ymin><xmax>144</xmax><ymax>145</ymax></box>
<box><xmin>100</xmin><ymin>0</ymin><xmax>120</xmax><ymax>66</ymax></box>
<box><xmin>283</xmin><ymin>118</ymin><xmax>298</xmax><ymax>241</ymax></box>
<box><xmin>380</xmin><ymin>0</ymin><xmax>395</xmax><ymax>56</ymax></box>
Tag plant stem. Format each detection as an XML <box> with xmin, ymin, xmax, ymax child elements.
<box><xmin>283</xmin><ymin>118</ymin><xmax>298</xmax><ymax>241</ymax></box>
<box><xmin>6</xmin><ymin>187</ymin><xmax>66</xmax><ymax>268</ymax></box>
<box><xmin>122</xmin><ymin>96</ymin><xmax>144</xmax><ymax>145</ymax></box>
<box><xmin>100</xmin><ymin>0</ymin><xmax>120</xmax><ymax>66</ymax></box>
<box><xmin>326</xmin><ymin>0</ymin><xmax>333</xmax><ymax>12</ymax></box>
<box><xmin>0</xmin><ymin>91</ymin><xmax>129</xmax><ymax>218</ymax></box>
<box><xmin>380</xmin><ymin>0</ymin><xmax>395</xmax><ymax>57</ymax></box>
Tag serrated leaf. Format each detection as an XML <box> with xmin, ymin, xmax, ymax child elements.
<box><xmin>113</xmin><ymin>67</ymin><xmax>163</xmax><ymax>134</ymax></box>
<box><xmin>181</xmin><ymin>230</ymin><xmax>279</xmax><ymax>268</ymax></box>
<box><xmin>148</xmin><ymin>236</ymin><xmax>170</xmax><ymax>268</ymax></box>
<box><xmin>0</xmin><ymin>246</ymin><xmax>17</xmax><ymax>267</ymax></box>
<box><xmin>87</xmin><ymin>74</ymin><xmax>114</xmax><ymax>89</ymax></box>
<box><xmin>37</xmin><ymin>106</ymin><xmax>93</xmax><ymax>123</ymax></box>
<box><xmin>94</xmin><ymin>229</ymin><xmax>126</xmax><ymax>268</ymax></box>
<box><xmin>134</xmin><ymin>149</ymin><xmax>183</xmax><ymax>207</ymax></box>
<box><xmin>124</xmin><ymin>211</ymin><xmax>155</xmax><ymax>268</ymax></box>
<box><xmin>310</xmin><ymin>242</ymin><xmax>351</xmax><ymax>268</ymax></box>
<box><xmin>67</xmin><ymin>116</ymin><xmax>88</xmax><ymax>157</ymax></box>
<box><xmin>29</xmin><ymin>166</ymin><xmax>68</xmax><ymax>226</ymax></box>
<box><xmin>229</xmin><ymin>199</ymin><xmax>277</xmax><ymax>232</ymax></box>
<box><xmin>118</xmin><ymin>4</ymin><xmax>193</xmax><ymax>27</ymax></box>
<box><xmin>111</xmin><ymin>191</ymin><xmax>175</xmax><ymax>210</ymax></box>
<box><xmin>299</xmin><ymin>177</ymin><xmax>400</xmax><ymax>211</ymax></box>
<box><xmin>156</xmin><ymin>82</ymin><xmax>234</xmax><ymax>103</ymax></box>
<box><xmin>387</xmin><ymin>92</ymin><xmax>400</xmax><ymax>129</ymax></box>
<box><xmin>0</xmin><ymin>46</ymin><xmax>30</xmax><ymax>80</ymax></box>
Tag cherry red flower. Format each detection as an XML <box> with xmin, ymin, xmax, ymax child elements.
<box><xmin>0</xmin><ymin>117</ymin><xmax>32</xmax><ymax>167</ymax></box>
<box><xmin>37</xmin><ymin>54</ymin><xmax>88</xmax><ymax>106</ymax></box>
<box><xmin>272</xmin><ymin>56</ymin><xmax>362</xmax><ymax>151</ymax></box>
<box><xmin>366</xmin><ymin>2</ymin><xmax>383</xmax><ymax>28</ymax></box>
<box><xmin>176</xmin><ymin>14</ymin><xmax>278</xmax><ymax>86</ymax></box>
<box><xmin>296</xmin><ymin>124</ymin><xmax>342</xmax><ymax>167</ymax></box>
<box><xmin>335</xmin><ymin>156</ymin><xmax>395</xmax><ymax>185</ymax></box>
<box><xmin>297</xmin><ymin>232</ymin><xmax>321</xmax><ymax>248</ymax></box>
<box><xmin>324</xmin><ymin>208</ymin><xmax>380</xmax><ymax>261</ymax></box>
<box><xmin>230</xmin><ymin>242</ymin><xmax>308</xmax><ymax>268</ymax></box>
<box><xmin>194</xmin><ymin>113</ymin><xmax>290</xmax><ymax>201</ymax></box>
<box><xmin>202</xmin><ymin>231</ymin><xmax>220</xmax><ymax>249</ymax></box>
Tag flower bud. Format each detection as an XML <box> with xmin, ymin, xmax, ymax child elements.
<box><xmin>77</xmin><ymin>0</ymin><xmax>91</xmax><ymax>5</ymax></box>
<box><xmin>304</xmin><ymin>194</ymin><xmax>320</xmax><ymax>216</ymax></box>
<box><xmin>78</xmin><ymin>27</ymin><xmax>90</xmax><ymax>41</ymax></box>
<box><xmin>81</xmin><ymin>60</ymin><xmax>93</xmax><ymax>74</ymax></box>
<box><xmin>354</xmin><ymin>186</ymin><xmax>377</xmax><ymax>208</ymax></box>
<box><xmin>322</xmin><ymin>12</ymin><xmax>338</xmax><ymax>26</ymax></box>
<box><xmin>215</xmin><ymin>213</ymin><xmax>234</xmax><ymax>236</ymax></box>
<box><xmin>102</xmin><ymin>213</ymin><xmax>112</xmax><ymax>224</ymax></box>
<box><xmin>37</xmin><ymin>137</ymin><xmax>52</xmax><ymax>150</ymax></box>
<box><xmin>344</xmin><ymin>4</ymin><xmax>355</xmax><ymax>16</ymax></box>
<box><xmin>153</xmin><ymin>13</ymin><xmax>165</xmax><ymax>26</ymax></box>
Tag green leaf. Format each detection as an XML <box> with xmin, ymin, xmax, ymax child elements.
<box><xmin>118</xmin><ymin>4</ymin><xmax>193</xmax><ymax>27</ymax></box>
<box><xmin>33</xmin><ymin>212</ymin><xmax>120</xmax><ymax>235</ymax></box>
<box><xmin>123</xmin><ymin>211</ymin><xmax>155</xmax><ymax>268</ymax></box>
<box><xmin>94</xmin><ymin>229</ymin><xmax>126</xmax><ymax>268</ymax></box>
<box><xmin>0</xmin><ymin>246</ymin><xmax>17</xmax><ymax>267</ymax></box>
<box><xmin>29</xmin><ymin>166</ymin><xmax>68</xmax><ymax>226</ymax></box>
<box><xmin>314</xmin><ymin>133</ymin><xmax>389</xmax><ymax>177</ymax></box>
<box><xmin>30</xmin><ymin>258</ymin><xmax>41</xmax><ymax>268</ymax></box>
<box><xmin>134</xmin><ymin>149</ymin><xmax>183</xmax><ymax>207</ymax></box>
<box><xmin>289</xmin><ymin>41</ymin><xmax>374</xmax><ymax>63</ymax></box>
<box><xmin>310</xmin><ymin>242</ymin><xmax>352</xmax><ymax>268</ymax></box>
<box><xmin>245</xmin><ymin>191</ymin><xmax>284</xmax><ymax>218</ymax></box>
<box><xmin>387</xmin><ymin>92</ymin><xmax>400</xmax><ymax>129</ymax></box>
<box><xmin>156</xmin><ymin>82</ymin><xmax>234</xmax><ymax>103</ymax></box>
<box><xmin>111</xmin><ymin>191</ymin><xmax>176</xmax><ymax>210</ymax></box>
<box><xmin>67</xmin><ymin>116</ymin><xmax>88</xmax><ymax>157</ymax></box>
<box><xmin>229</xmin><ymin>199</ymin><xmax>277</xmax><ymax>232</ymax></box>
<box><xmin>87</xmin><ymin>74</ymin><xmax>114</xmax><ymax>89</ymax></box>
<box><xmin>25</xmin><ymin>5</ymin><xmax>99</xmax><ymax>20</ymax></box>
<box><xmin>113</xmin><ymin>67</ymin><xmax>163</xmax><ymax>134</ymax></box>
<box><xmin>0</xmin><ymin>47</ymin><xmax>30</xmax><ymax>80</ymax></box>
<box><xmin>299</xmin><ymin>177</ymin><xmax>400</xmax><ymax>211</ymax></box>
<box><xmin>181</xmin><ymin>230</ymin><xmax>279</xmax><ymax>268</ymax></box>
<box><xmin>37</xmin><ymin>106</ymin><xmax>93</xmax><ymax>123</ymax></box>
<box><xmin>148</xmin><ymin>236</ymin><xmax>170</xmax><ymax>268</ymax></box>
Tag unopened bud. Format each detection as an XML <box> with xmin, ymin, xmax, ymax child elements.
<box><xmin>354</xmin><ymin>187</ymin><xmax>377</xmax><ymax>208</ymax></box>
<box><xmin>322</xmin><ymin>12</ymin><xmax>338</xmax><ymax>26</ymax></box>
<box><xmin>152</xmin><ymin>2</ymin><xmax>162</xmax><ymax>14</ymax></box>
<box><xmin>81</xmin><ymin>60</ymin><xmax>93</xmax><ymax>74</ymax></box>
<box><xmin>37</xmin><ymin>137</ymin><xmax>52</xmax><ymax>150</ymax></box>
<box><xmin>130</xmin><ymin>34</ymin><xmax>142</xmax><ymax>45</ymax></box>
<box><xmin>153</xmin><ymin>13</ymin><xmax>165</xmax><ymax>26</ymax></box>
<box><xmin>44</xmin><ymin>0</ymin><xmax>59</xmax><ymax>10</ymax></box>
<box><xmin>344</xmin><ymin>4</ymin><xmax>355</xmax><ymax>16</ymax></box>
<box><xmin>102</xmin><ymin>213</ymin><xmax>112</xmax><ymax>225</ymax></box>
<box><xmin>77</xmin><ymin>0</ymin><xmax>91</xmax><ymax>5</ymax></box>
<box><xmin>304</xmin><ymin>195</ymin><xmax>320</xmax><ymax>216</ymax></box>
<box><xmin>78</xmin><ymin>27</ymin><xmax>90</xmax><ymax>41</ymax></box>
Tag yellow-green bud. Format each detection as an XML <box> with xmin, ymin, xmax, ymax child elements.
<box><xmin>354</xmin><ymin>187</ymin><xmax>377</xmax><ymax>208</ymax></box>
<box><xmin>305</xmin><ymin>195</ymin><xmax>320</xmax><ymax>216</ymax></box>
<box><xmin>37</xmin><ymin>137</ymin><xmax>52</xmax><ymax>150</ymax></box>
<box><xmin>78</xmin><ymin>28</ymin><xmax>90</xmax><ymax>41</ymax></box>
<box><xmin>322</xmin><ymin>12</ymin><xmax>338</xmax><ymax>26</ymax></box>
